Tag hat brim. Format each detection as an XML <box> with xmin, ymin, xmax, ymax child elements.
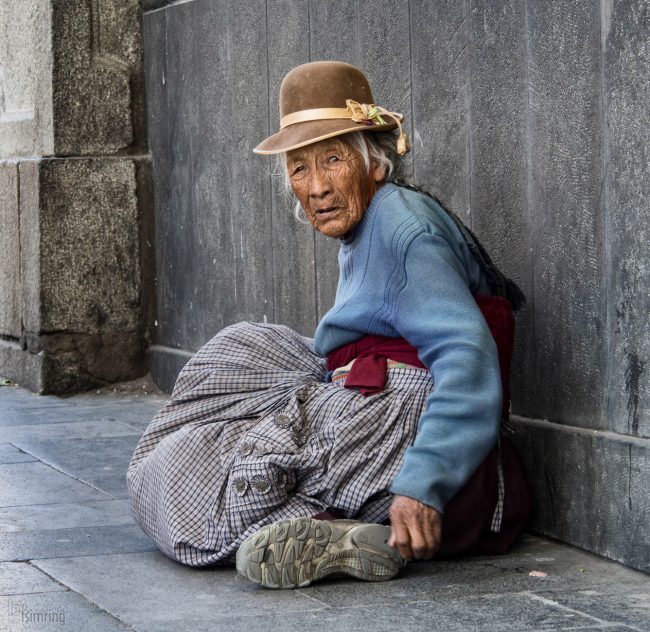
<box><xmin>253</xmin><ymin>118</ymin><xmax>398</xmax><ymax>154</ymax></box>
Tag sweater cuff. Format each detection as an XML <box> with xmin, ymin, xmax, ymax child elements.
<box><xmin>389</xmin><ymin>476</ymin><xmax>446</xmax><ymax>515</ymax></box>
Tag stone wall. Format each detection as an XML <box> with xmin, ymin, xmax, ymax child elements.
<box><xmin>0</xmin><ymin>0</ymin><xmax>153</xmax><ymax>393</ymax></box>
<box><xmin>141</xmin><ymin>0</ymin><xmax>648</xmax><ymax>571</ymax></box>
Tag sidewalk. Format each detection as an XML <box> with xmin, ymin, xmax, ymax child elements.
<box><xmin>0</xmin><ymin>378</ymin><xmax>648</xmax><ymax>632</ymax></box>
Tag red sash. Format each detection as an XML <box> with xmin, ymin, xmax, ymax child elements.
<box><xmin>326</xmin><ymin>295</ymin><xmax>514</xmax><ymax>419</ymax></box>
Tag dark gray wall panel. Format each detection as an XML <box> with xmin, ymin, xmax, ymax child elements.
<box><xmin>161</xmin><ymin>0</ymin><xmax>273</xmax><ymax>351</ymax></box>
<box><xmin>410</xmin><ymin>0</ymin><xmax>470</xmax><ymax>223</ymax></box>
<box><xmin>604</xmin><ymin>0</ymin><xmax>650</xmax><ymax>438</ymax></box>
<box><xmin>526</xmin><ymin>0</ymin><xmax>606</xmax><ymax>426</ymax></box>
<box><xmin>266</xmin><ymin>0</ymin><xmax>316</xmax><ymax>336</ymax></box>
<box><xmin>358</xmin><ymin>0</ymin><xmax>413</xmax><ymax>179</ymax></box>
<box><xmin>308</xmin><ymin>0</ymin><xmax>358</xmax><ymax>65</ymax></box>
<box><xmin>142</xmin><ymin>0</ymin><xmax>169</xmax><ymax>11</ymax></box>
<box><xmin>511</xmin><ymin>415</ymin><xmax>650</xmax><ymax>573</ymax></box>
<box><xmin>358</xmin><ymin>0</ymin><xmax>412</xmax><ymax>126</ymax></box>
<box><xmin>309</xmin><ymin>0</ymin><xmax>358</xmax><ymax>319</ymax></box>
<box><xmin>142</xmin><ymin>10</ymin><xmax>170</xmax><ymax>348</ymax></box>
<box><xmin>467</xmin><ymin>0</ymin><xmax>533</xmax><ymax>413</ymax></box>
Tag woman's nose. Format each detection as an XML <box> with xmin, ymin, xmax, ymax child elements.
<box><xmin>309</xmin><ymin>170</ymin><xmax>332</xmax><ymax>199</ymax></box>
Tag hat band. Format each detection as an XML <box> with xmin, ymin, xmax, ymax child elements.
<box><xmin>279</xmin><ymin>100</ymin><xmax>410</xmax><ymax>155</ymax></box>
<box><xmin>280</xmin><ymin>107</ymin><xmax>353</xmax><ymax>129</ymax></box>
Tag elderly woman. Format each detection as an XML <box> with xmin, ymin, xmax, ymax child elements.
<box><xmin>127</xmin><ymin>61</ymin><xmax>529</xmax><ymax>589</ymax></box>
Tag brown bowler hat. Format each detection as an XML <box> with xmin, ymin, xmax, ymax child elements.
<box><xmin>254</xmin><ymin>61</ymin><xmax>409</xmax><ymax>155</ymax></box>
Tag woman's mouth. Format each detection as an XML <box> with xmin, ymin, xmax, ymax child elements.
<box><xmin>315</xmin><ymin>206</ymin><xmax>340</xmax><ymax>217</ymax></box>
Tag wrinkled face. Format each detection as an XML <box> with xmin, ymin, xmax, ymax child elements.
<box><xmin>286</xmin><ymin>137</ymin><xmax>385</xmax><ymax>239</ymax></box>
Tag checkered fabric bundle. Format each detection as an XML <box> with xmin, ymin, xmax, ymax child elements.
<box><xmin>127</xmin><ymin>322</ymin><xmax>432</xmax><ymax>566</ymax></box>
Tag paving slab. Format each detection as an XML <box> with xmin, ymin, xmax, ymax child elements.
<box><xmin>0</xmin><ymin>445</ymin><xmax>37</xmax><ymax>464</ymax></box>
<box><xmin>134</xmin><ymin>596</ymin><xmax>631</xmax><ymax>632</ymax></box>
<box><xmin>0</xmin><ymin>525</ymin><xmax>156</xmax><ymax>562</ymax></box>
<box><xmin>0</xmin><ymin>397</ymin><xmax>67</xmax><ymax>406</ymax></box>
<box><xmin>13</xmin><ymin>436</ymin><xmax>141</xmax><ymax>498</ymax></box>
<box><xmin>63</xmin><ymin>392</ymin><xmax>167</xmax><ymax>409</ymax></box>
<box><xmin>0</xmin><ymin>500</ymin><xmax>134</xmax><ymax>533</ymax></box>
<box><xmin>0</xmin><ymin>591</ymin><xmax>130</xmax><ymax>631</ymax></box>
<box><xmin>0</xmin><ymin>395</ymin><xmax>69</xmax><ymax>410</ymax></box>
<box><xmin>293</xmin><ymin>536</ymin><xmax>649</xmax><ymax>609</ymax></box>
<box><xmin>536</xmin><ymin>589</ymin><xmax>650</xmax><ymax>631</ymax></box>
<box><xmin>0</xmin><ymin>401</ymin><xmax>163</xmax><ymax>428</ymax></box>
<box><xmin>0</xmin><ymin>419</ymin><xmax>140</xmax><ymax>444</ymax></box>
<box><xmin>34</xmin><ymin>551</ymin><xmax>324</xmax><ymax>628</ymax></box>
<box><xmin>0</xmin><ymin>462</ymin><xmax>109</xmax><ymax>507</ymax></box>
<box><xmin>0</xmin><ymin>562</ymin><xmax>67</xmax><ymax>596</ymax></box>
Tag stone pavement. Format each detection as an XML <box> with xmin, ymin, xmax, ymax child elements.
<box><xmin>0</xmin><ymin>378</ymin><xmax>648</xmax><ymax>632</ymax></box>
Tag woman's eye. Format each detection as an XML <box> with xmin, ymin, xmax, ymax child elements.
<box><xmin>327</xmin><ymin>155</ymin><xmax>339</xmax><ymax>164</ymax></box>
<box><xmin>291</xmin><ymin>165</ymin><xmax>305</xmax><ymax>177</ymax></box>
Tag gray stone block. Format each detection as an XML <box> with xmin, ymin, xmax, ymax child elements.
<box><xmin>50</xmin><ymin>0</ymin><xmax>144</xmax><ymax>155</ymax></box>
<box><xmin>39</xmin><ymin>158</ymin><xmax>141</xmax><ymax>334</ymax></box>
<box><xmin>17</xmin><ymin>160</ymin><xmax>41</xmax><ymax>337</ymax></box>
<box><xmin>1</xmin><ymin>156</ymin><xmax>150</xmax><ymax>394</ymax></box>
<box><xmin>0</xmin><ymin>524</ymin><xmax>155</xmax><ymax>562</ymax></box>
<box><xmin>0</xmin><ymin>162</ymin><xmax>20</xmax><ymax>338</ymax></box>
<box><xmin>0</xmin><ymin>561</ymin><xmax>66</xmax><ymax>596</ymax></box>
<box><xmin>0</xmin><ymin>340</ymin><xmax>42</xmax><ymax>394</ymax></box>
<box><xmin>0</xmin><ymin>0</ymin><xmax>55</xmax><ymax>158</ymax></box>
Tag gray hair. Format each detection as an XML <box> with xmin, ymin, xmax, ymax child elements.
<box><xmin>277</xmin><ymin>131</ymin><xmax>406</xmax><ymax>221</ymax></box>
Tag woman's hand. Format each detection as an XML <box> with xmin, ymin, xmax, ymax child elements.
<box><xmin>388</xmin><ymin>494</ymin><xmax>442</xmax><ymax>560</ymax></box>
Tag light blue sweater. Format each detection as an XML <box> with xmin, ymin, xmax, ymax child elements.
<box><xmin>314</xmin><ymin>183</ymin><xmax>502</xmax><ymax>513</ymax></box>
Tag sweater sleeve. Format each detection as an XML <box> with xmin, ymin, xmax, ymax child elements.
<box><xmin>389</xmin><ymin>229</ymin><xmax>502</xmax><ymax>513</ymax></box>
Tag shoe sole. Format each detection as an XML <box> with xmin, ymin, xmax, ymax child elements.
<box><xmin>236</xmin><ymin>518</ymin><xmax>404</xmax><ymax>589</ymax></box>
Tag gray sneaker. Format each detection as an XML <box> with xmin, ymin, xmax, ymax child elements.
<box><xmin>236</xmin><ymin>517</ymin><xmax>405</xmax><ymax>589</ymax></box>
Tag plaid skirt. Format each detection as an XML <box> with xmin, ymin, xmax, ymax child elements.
<box><xmin>127</xmin><ymin>322</ymin><xmax>433</xmax><ymax>566</ymax></box>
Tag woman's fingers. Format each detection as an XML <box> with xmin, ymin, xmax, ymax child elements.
<box><xmin>388</xmin><ymin>494</ymin><xmax>443</xmax><ymax>560</ymax></box>
<box><xmin>408</xmin><ymin>522</ymin><xmax>430</xmax><ymax>559</ymax></box>
<box><xmin>388</xmin><ymin>515</ymin><xmax>414</xmax><ymax>560</ymax></box>
<box><xmin>431</xmin><ymin>515</ymin><xmax>442</xmax><ymax>555</ymax></box>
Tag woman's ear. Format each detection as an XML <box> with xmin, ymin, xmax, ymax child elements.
<box><xmin>371</xmin><ymin>160</ymin><xmax>387</xmax><ymax>184</ymax></box>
